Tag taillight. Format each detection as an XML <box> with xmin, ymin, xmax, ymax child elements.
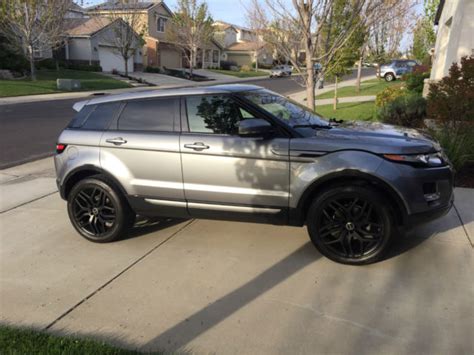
<box><xmin>56</xmin><ymin>144</ymin><xmax>67</xmax><ymax>154</ymax></box>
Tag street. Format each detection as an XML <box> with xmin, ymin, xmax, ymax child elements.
<box><xmin>0</xmin><ymin>68</ymin><xmax>375</xmax><ymax>169</ymax></box>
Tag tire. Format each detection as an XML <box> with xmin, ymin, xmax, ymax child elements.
<box><xmin>384</xmin><ymin>73</ymin><xmax>395</xmax><ymax>82</ymax></box>
<box><xmin>67</xmin><ymin>175</ymin><xmax>135</xmax><ymax>243</ymax></box>
<box><xmin>306</xmin><ymin>185</ymin><xmax>393</xmax><ymax>265</ymax></box>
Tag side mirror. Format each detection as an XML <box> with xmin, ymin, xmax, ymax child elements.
<box><xmin>238</xmin><ymin>119</ymin><xmax>274</xmax><ymax>137</ymax></box>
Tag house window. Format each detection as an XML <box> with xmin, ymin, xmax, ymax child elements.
<box><xmin>157</xmin><ymin>17</ymin><xmax>167</xmax><ymax>32</ymax></box>
<box><xmin>212</xmin><ymin>50</ymin><xmax>219</xmax><ymax>63</ymax></box>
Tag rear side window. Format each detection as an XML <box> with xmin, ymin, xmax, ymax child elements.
<box><xmin>68</xmin><ymin>105</ymin><xmax>95</xmax><ymax>128</ymax></box>
<box><xmin>118</xmin><ymin>98</ymin><xmax>179</xmax><ymax>132</ymax></box>
<box><xmin>82</xmin><ymin>102</ymin><xmax>121</xmax><ymax>130</ymax></box>
<box><xmin>68</xmin><ymin>102</ymin><xmax>121</xmax><ymax>130</ymax></box>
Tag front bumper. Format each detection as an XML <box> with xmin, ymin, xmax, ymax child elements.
<box><xmin>376</xmin><ymin>160</ymin><xmax>454</xmax><ymax>227</ymax></box>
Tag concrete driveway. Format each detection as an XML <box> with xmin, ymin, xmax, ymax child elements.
<box><xmin>1</xmin><ymin>159</ymin><xmax>473</xmax><ymax>354</ymax></box>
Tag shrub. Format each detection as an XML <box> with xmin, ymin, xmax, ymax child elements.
<box><xmin>403</xmin><ymin>70</ymin><xmax>430</xmax><ymax>93</ymax></box>
<box><xmin>427</xmin><ymin>55</ymin><xmax>474</xmax><ymax>126</ymax></box>
<box><xmin>377</xmin><ymin>94</ymin><xmax>426</xmax><ymax>128</ymax></box>
<box><xmin>375</xmin><ymin>86</ymin><xmax>405</xmax><ymax>108</ymax></box>
<box><xmin>63</xmin><ymin>63</ymin><xmax>102</xmax><ymax>72</ymax></box>
<box><xmin>220</xmin><ymin>60</ymin><xmax>237</xmax><ymax>70</ymax></box>
<box><xmin>240</xmin><ymin>65</ymin><xmax>251</xmax><ymax>72</ymax></box>
<box><xmin>0</xmin><ymin>35</ymin><xmax>29</xmax><ymax>73</ymax></box>
<box><xmin>37</xmin><ymin>59</ymin><xmax>58</xmax><ymax>70</ymax></box>
<box><xmin>144</xmin><ymin>66</ymin><xmax>161</xmax><ymax>73</ymax></box>
<box><xmin>431</xmin><ymin>128</ymin><xmax>474</xmax><ymax>172</ymax></box>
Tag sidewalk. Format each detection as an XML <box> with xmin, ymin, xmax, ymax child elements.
<box><xmin>289</xmin><ymin>75</ymin><xmax>377</xmax><ymax>105</ymax></box>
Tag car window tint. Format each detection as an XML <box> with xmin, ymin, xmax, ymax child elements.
<box><xmin>118</xmin><ymin>98</ymin><xmax>178</xmax><ymax>132</ymax></box>
<box><xmin>68</xmin><ymin>105</ymin><xmax>95</xmax><ymax>128</ymax></box>
<box><xmin>82</xmin><ymin>102</ymin><xmax>121</xmax><ymax>130</ymax></box>
<box><xmin>186</xmin><ymin>95</ymin><xmax>253</xmax><ymax>135</ymax></box>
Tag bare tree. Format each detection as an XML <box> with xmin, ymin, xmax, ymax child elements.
<box><xmin>166</xmin><ymin>0</ymin><xmax>214</xmax><ymax>78</ymax></box>
<box><xmin>247</xmin><ymin>0</ymin><xmax>411</xmax><ymax>110</ymax></box>
<box><xmin>94</xmin><ymin>0</ymin><xmax>146</xmax><ymax>76</ymax></box>
<box><xmin>0</xmin><ymin>0</ymin><xmax>71</xmax><ymax>80</ymax></box>
<box><xmin>245</xmin><ymin>0</ymin><xmax>268</xmax><ymax>71</ymax></box>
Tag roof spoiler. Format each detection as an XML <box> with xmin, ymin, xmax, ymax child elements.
<box><xmin>72</xmin><ymin>100</ymin><xmax>90</xmax><ymax>112</ymax></box>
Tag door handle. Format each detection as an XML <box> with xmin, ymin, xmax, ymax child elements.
<box><xmin>106</xmin><ymin>137</ymin><xmax>127</xmax><ymax>145</ymax></box>
<box><xmin>184</xmin><ymin>142</ymin><xmax>210</xmax><ymax>151</ymax></box>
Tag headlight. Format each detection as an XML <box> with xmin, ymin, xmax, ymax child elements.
<box><xmin>383</xmin><ymin>152</ymin><xmax>446</xmax><ymax>167</ymax></box>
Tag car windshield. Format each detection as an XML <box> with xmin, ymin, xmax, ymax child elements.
<box><xmin>242</xmin><ymin>90</ymin><xmax>330</xmax><ymax>128</ymax></box>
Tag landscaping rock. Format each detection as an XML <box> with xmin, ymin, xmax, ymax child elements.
<box><xmin>0</xmin><ymin>70</ymin><xmax>14</xmax><ymax>80</ymax></box>
<box><xmin>57</xmin><ymin>79</ymin><xmax>81</xmax><ymax>91</ymax></box>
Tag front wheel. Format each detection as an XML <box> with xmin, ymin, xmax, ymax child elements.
<box><xmin>67</xmin><ymin>176</ymin><xmax>135</xmax><ymax>243</ymax></box>
<box><xmin>384</xmin><ymin>73</ymin><xmax>395</xmax><ymax>82</ymax></box>
<box><xmin>307</xmin><ymin>185</ymin><xmax>393</xmax><ymax>265</ymax></box>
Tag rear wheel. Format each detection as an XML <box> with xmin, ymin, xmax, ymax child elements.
<box><xmin>67</xmin><ymin>176</ymin><xmax>135</xmax><ymax>243</ymax></box>
<box><xmin>307</xmin><ymin>185</ymin><xmax>393</xmax><ymax>265</ymax></box>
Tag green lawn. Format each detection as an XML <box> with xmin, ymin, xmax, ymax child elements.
<box><xmin>315</xmin><ymin>78</ymin><xmax>401</xmax><ymax>99</ymax></box>
<box><xmin>208</xmin><ymin>69</ymin><xmax>269</xmax><ymax>78</ymax></box>
<box><xmin>0</xmin><ymin>69</ymin><xmax>131</xmax><ymax>97</ymax></box>
<box><xmin>316</xmin><ymin>101</ymin><xmax>378</xmax><ymax>121</ymax></box>
<box><xmin>0</xmin><ymin>325</ymin><xmax>150</xmax><ymax>354</ymax></box>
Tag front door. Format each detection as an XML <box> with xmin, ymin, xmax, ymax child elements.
<box><xmin>180</xmin><ymin>94</ymin><xmax>290</xmax><ymax>223</ymax></box>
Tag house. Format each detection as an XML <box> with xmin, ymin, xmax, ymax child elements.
<box><xmin>62</xmin><ymin>17</ymin><xmax>142</xmax><ymax>73</ymax></box>
<box><xmin>214</xmin><ymin>20</ymin><xmax>273</xmax><ymax>67</ymax></box>
<box><xmin>428</xmin><ymin>0</ymin><xmax>474</xmax><ymax>82</ymax></box>
<box><xmin>89</xmin><ymin>1</ymin><xmax>222</xmax><ymax>69</ymax></box>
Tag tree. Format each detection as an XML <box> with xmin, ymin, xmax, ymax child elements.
<box><xmin>0</xmin><ymin>0</ymin><xmax>71</xmax><ymax>80</ymax></box>
<box><xmin>320</xmin><ymin>0</ymin><xmax>366</xmax><ymax>109</ymax></box>
<box><xmin>245</xmin><ymin>0</ymin><xmax>268</xmax><ymax>71</ymax></box>
<box><xmin>249</xmin><ymin>0</ymin><xmax>404</xmax><ymax>111</ymax></box>
<box><xmin>411</xmin><ymin>0</ymin><xmax>439</xmax><ymax>64</ymax></box>
<box><xmin>166</xmin><ymin>0</ymin><xmax>214</xmax><ymax>78</ymax></box>
<box><xmin>96</xmin><ymin>0</ymin><xmax>146</xmax><ymax>76</ymax></box>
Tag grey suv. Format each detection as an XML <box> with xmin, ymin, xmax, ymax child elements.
<box><xmin>55</xmin><ymin>85</ymin><xmax>453</xmax><ymax>265</ymax></box>
<box><xmin>378</xmin><ymin>59</ymin><xmax>418</xmax><ymax>81</ymax></box>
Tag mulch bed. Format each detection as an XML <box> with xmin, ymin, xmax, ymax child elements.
<box><xmin>455</xmin><ymin>164</ymin><xmax>474</xmax><ymax>188</ymax></box>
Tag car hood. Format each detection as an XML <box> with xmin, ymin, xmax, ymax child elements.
<box><xmin>292</xmin><ymin>121</ymin><xmax>440</xmax><ymax>155</ymax></box>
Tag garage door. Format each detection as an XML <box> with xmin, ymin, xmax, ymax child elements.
<box><xmin>99</xmin><ymin>46</ymin><xmax>133</xmax><ymax>73</ymax></box>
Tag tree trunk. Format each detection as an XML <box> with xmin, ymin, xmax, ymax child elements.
<box><xmin>305</xmin><ymin>56</ymin><xmax>315</xmax><ymax>111</ymax></box>
<box><xmin>355</xmin><ymin>56</ymin><xmax>363</xmax><ymax>93</ymax></box>
<box><xmin>189</xmin><ymin>50</ymin><xmax>194</xmax><ymax>79</ymax></box>
<box><xmin>333</xmin><ymin>76</ymin><xmax>338</xmax><ymax>111</ymax></box>
<box><xmin>124</xmin><ymin>57</ymin><xmax>128</xmax><ymax>76</ymax></box>
<box><xmin>29</xmin><ymin>49</ymin><xmax>36</xmax><ymax>81</ymax></box>
<box><xmin>255</xmin><ymin>51</ymin><xmax>258</xmax><ymax>71</ymax></box>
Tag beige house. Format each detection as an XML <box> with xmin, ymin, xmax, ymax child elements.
<box><xmin>214</xmin><ymin>21</ymin><xmax>274</xmax><ymax>67</ymax></box>
<box><xmin>429</xmin><ymin>0</ymin><xmax>474</xmax><ymax>80</ymax></box>
<box><xmin>89</xmin><ymin>1</ymin><xmax>221</xmax><ymax>69</ymax></box>
<box><xmin>62</xmin><ymin>17</ymin><xmax>142</xmax><ymax>73</ymax></box>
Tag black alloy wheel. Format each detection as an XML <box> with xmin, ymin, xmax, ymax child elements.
<box><xmin>67</xmin><ymin>176</ymin><xmax>135</xmax><ymax>242</ymax></box>
<box><xmin>307</xmin><ymin>185</ymin><xmax>393</xmax><ymax>265</ymax></box>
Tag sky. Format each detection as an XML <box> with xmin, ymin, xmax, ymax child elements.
<box><xmin>78</xmin><ymin>0</ymin><xmax>424</xmax><ymax>52</ymax></box>
<box><xmin>79</xmin><ymin>0</ymin><xmax>252</xmax><ymax>27</ymax></box>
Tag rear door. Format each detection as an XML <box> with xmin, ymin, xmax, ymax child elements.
<box><xmin>100</xmin><ymin>97</ymin><xmax>188</xmax><ymax>218</ymax></box>
<box><xmin>180</xmin><ymin>94</ymin><xmax>290</xmax><ymax>223</ymax></box>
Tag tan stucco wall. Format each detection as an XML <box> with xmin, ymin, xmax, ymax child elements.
<box><xmin>430</xmin><ymin>0</ymin><xmax>474</xmax><ymax>80</ymax></box>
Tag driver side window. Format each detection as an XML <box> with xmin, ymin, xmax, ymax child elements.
<box><xmin>186</xmin><ymin>95</ymin><xmax>257</xmax><ymax>135</ymax></box>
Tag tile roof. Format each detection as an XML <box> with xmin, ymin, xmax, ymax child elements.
<box><xmin>226</xmin><ymin>41</ymin><xmax>265</xmax><ymax>51</ymax></box>
<box><xmin>88</xmin><ymin>1</ymin><xmax>157</xmax><ymax>11</ymax></box>
<box><xmin>63</xmin><ymin>17</ymin><xmax>112</xmax><ymax>36</ymax></box>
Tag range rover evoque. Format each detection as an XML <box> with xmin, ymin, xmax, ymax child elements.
<box><xmin>55</xmin><ymin>85</ymin><xmax>454</xmax><ymax>265</ymax></box>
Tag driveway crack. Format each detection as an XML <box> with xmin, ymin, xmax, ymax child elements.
<box><xmin>44</xmin><ymin>219</ymin><xmax>196</xmax><ymax>330</ymax></box>
<box><xmin>453</xmin><ymin>203</ymin><xmax>473</xmax><ymax>247</ymax></box>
